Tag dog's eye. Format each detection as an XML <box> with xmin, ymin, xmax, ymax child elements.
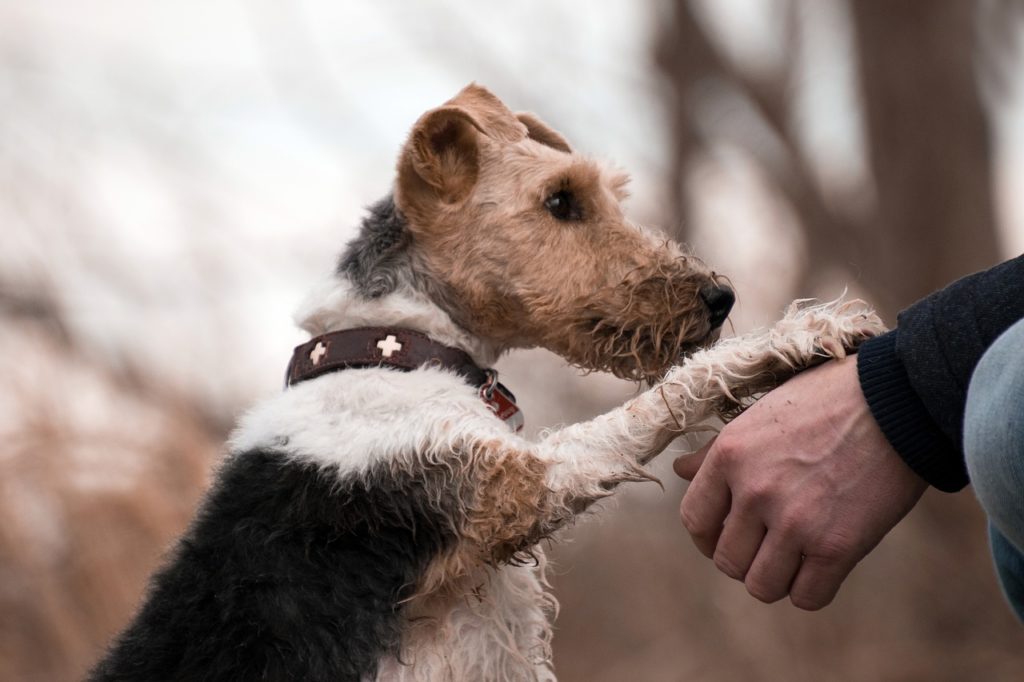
<box><xmin>544</xmin><ymin>190</ymin><xmax>583</xmax><ymax>221</ymax></box>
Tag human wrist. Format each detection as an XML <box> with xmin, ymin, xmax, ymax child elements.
<box><xmin>856</xmin><ymin>332</ymin><xmax>966</xmax><ymax>492</ymax></box>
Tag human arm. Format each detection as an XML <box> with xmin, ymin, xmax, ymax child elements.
<box><xmin>676</xmin><ymin>254</ymin><xmax>1024</xmax><ymax>608</ymax></box>
<box><xmin>858</xmin><ymin>254</ymin><xmax>1024</xmax><ymax>491</ymax></box>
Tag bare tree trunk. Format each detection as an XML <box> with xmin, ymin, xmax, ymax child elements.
<box><xmin>850</xmin><ymin>0</ymin><xmax>1001</xmax><ymax>314</ymax></box>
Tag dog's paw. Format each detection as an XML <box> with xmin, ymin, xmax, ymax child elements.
<box><xmin>774</xmin><ymin>297</ymin><xmax>886</xmax><ymax>364</ymax></box>
<box><xmin>659</xmin><ymin>296</ymin><xmax>886</xmax><ymax>422</ymax></box>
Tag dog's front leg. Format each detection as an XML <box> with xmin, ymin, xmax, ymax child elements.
<box><xmin>541</xmin><ymin>298</ymin><xmax>885</xmax><ymax>472</ymax></box>
<box><xmin>456</xmin><ymin>300</ymin><xmax>885</xmax><ymax>565</ymax></box>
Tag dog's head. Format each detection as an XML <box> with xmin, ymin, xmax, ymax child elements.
<box><xmin>394</xmin><ymin>84</ymin><xmax>732</xmax><ymax>381</ymax></box>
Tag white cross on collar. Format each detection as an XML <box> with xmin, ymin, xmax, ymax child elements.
<box><xmin>309</xmin><ymin>341</ymin><xmax>328</xmax><ymax>365</ymax></box>
<box><xmin>376</xmin><ymin>334</ymin><xmax>403</xmax><ymax>357</ymax></box>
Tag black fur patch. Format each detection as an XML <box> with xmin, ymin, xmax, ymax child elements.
<box><xmin>337</xmin><ymin>195</ymin><xmax>474</xmax><ymax>332</ymax></box>
<box><xmin>338</xmin><ymin>195</ymin><xmax>413</xmax><ymax>299</ymax></box>
<box><xmin>89</xmin><ymin>450</ymin><xmax>457</xmax><ymax>682</ymax></box>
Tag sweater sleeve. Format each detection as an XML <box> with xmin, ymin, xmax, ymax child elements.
<box><xmin>857</xmin><ymin>254</ymin><xmax>1024</xmax><ymax>492</ymax></box>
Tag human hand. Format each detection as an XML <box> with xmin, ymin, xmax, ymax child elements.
<box><xmin>674</xmin><ymin>355</ymin><xmax>928</xmax><ymax>610</ymax></box>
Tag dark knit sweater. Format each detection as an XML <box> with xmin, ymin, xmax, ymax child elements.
<box><xmin>857</xmin><ymin>254</ymin><xmax>1024</xmax><ymax>492</ymax></box>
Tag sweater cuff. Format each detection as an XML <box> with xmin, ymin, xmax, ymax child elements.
<box><xmin>857</xmin><ymin>331</ymin><xmax>968</xmax><ymax>492</ymax></box>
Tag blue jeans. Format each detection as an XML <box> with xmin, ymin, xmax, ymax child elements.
<box><xmin>964</xmin><ymin>317</ymin><xmax>1024</xmax><ymax>622</ymax></box>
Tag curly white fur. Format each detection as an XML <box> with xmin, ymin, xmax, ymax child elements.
<box><xmin>231</xmin><ymin>286</ymin><xmax>884</xmax><ymax>681</ymax></box>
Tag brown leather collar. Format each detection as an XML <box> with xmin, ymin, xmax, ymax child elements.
<box><xmin>286</xmin><ymin>327</ymin><xmax>492</xmax><ymax>388</ymax></box>
<box><xmin>286</xmin><ymin>327</ymin><xmax>524</xmax><ymax>432</ymax></box>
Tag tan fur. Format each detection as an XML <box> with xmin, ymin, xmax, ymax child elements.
<box><xmin>515</xmin><ymin>112</ymin><xmax>572</xmax><ymax>154</ymax></box>
<box><xmin>408</xmin><ymin>441</ymin><xmax>555</xmax><ymax>602</ymax></box>
<box><xmin>395</xmin><ymin>84</ymin><xmax>721</xmax><ymax>382</ymax></box>
<box><xmin>464</xmin><ymin>444</ymin><xmax>554</xmax><ymax>565</ymax></box>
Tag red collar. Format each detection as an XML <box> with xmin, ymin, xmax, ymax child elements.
<box><xmin>286</xmin><ymin>327</ymin><xmax>523</xmax><ymax>432</ymax></box>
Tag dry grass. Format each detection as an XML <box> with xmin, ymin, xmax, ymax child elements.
<box><xmin>0</xmin><ymin>326</ymin><xmax>217</xmax><ymax>681</ymax></box>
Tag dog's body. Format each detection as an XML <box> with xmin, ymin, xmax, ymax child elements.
<box><xmin>91</xmin><ymin>85</ymin><xmax>883</xmax><ymax>681</ymax></box>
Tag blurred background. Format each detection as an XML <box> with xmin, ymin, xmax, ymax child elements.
<box><xmin>2</xmin><ymin>0</ymin><xmax>1023</xmax><ymax>679</ymax></box>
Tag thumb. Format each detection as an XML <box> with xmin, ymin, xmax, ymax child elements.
<box><xmin>673</xmin><ymin>437</ymin><xmax>716</xmax><ymax>481</ymax></box>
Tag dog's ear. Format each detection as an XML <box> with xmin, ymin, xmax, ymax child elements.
<box><xmin>447</xmin><ymin>84</ymin><xmax>524</xmax><ymax>143</ymax></box>
<box><xmin>516</xmin><ymin>112</ymin><xmax>572</xmax><ymax>154</ymax></box>
<box><xmin>397</xmin><ymin>105</ymin><xmax>485</xmax><ymax>221</ymax></box>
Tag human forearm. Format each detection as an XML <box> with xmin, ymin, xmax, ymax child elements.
<box><xmin>858</xmin><ymin>254</ymin><xmax>1024</xmax><ymax>491</ymax></box>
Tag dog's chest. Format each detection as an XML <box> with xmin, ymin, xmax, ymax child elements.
<box><xmin>376</xmin><ymin>563</ymin><xmax>556</xmax><ymax>681</ymax></box>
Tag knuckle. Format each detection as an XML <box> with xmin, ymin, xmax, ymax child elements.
<box><xmin>679</xmin><ymin>501</ymin><xmax>702</xmax><ymax>535</ymax></box>
<box><xmin>679</xmin><ymin>503</ymin><xmax>717</xmax><ymax>558</ymax></box>
<box><xmin>741</xmin><ymin>481</ymin><xmax>773</xmax><ymax>508</ymax></box>
<box><xmin>745</xmin><ymin>578</ymin><xmax>785</xmax><ymax>604</ymax></box>
<box><xmin>713</xmin><ymin>434</ymin><xmax>741</xmax><ymax>465</ymax></box>
<box><xmin>713</xmin><ymin>552</ymin><xmax>745</xmax><ymax>580</ymax></box>
<box><xmin>816</xmin><ymin>536</ymin><xmax>856</xmax><ymax>562</ymax></box>
<box><xmin>680</xmin><ymin>500</ymin><xmax>714</xmax><ymax>540</ymax></box>
<box><xmin>774</xmin><ymin>508</ymin><xmax>813</xmax><ymax>541</ymax></box>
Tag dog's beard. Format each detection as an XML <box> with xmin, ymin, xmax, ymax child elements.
<box><xmin>557</xmin><ymin>271</ymin><xmax>716</xmax><ymax>383</ymax></box>
<box><xmin>571</xmin><ymin>317</ymin><xmax>712</xmax><ymax>383</ymax></box>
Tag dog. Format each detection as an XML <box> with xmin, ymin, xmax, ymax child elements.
<box><xmin>89</xmin><ymin>84</ymin><xmax>884</xmax><ymax>681</ymax></box>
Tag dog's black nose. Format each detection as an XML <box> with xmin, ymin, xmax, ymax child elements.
<box><xmin>701</xmin><ymin>285</ymin><xmax>735</xmax><ymax>328</ymax></box>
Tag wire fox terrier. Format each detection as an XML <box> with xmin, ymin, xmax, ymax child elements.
<box><xmin>90</xmin><ymin>84</ymin><xmax>884</xmax><ymax>681</ymax></box>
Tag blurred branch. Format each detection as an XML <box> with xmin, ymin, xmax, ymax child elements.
<box><xmin>1</xmin><ymin>280</ymin><xmax>231</xmax><ymax>440</ymax></box>
<box><xmin>658</xmin><ymin>0</ymin><xmax>1003</xmax><ymax>317</ymax></box>
<box><xmin>656</xmin><ymin>0</ymin><xmax>866</xmax><ymax>291</ymax></box>
<box><xmin>0</xmin><ymin>284</ymin><xmax>71</xmax><ymax>346</ymax></box>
